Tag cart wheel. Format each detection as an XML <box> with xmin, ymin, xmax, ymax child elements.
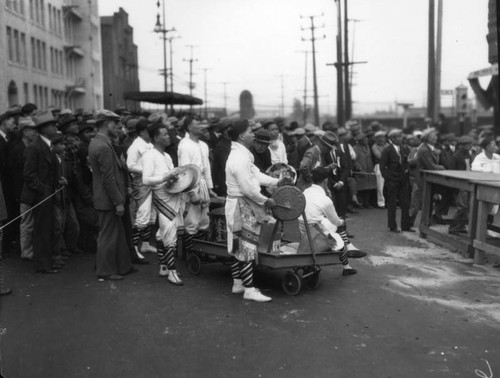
<box><xmin>303</xmin><ymin>271</ymin><xmax>321</xmax><ymax>290</ymax></box>
<box><xmin>187</xmin><ymin>254</ymin><xmax>202</xmax><ymax>275</ymax></box>
<box><xmin>282</xmin><ymin>271</ymin><xmax>302</xmax><ymax>296</ymax></box>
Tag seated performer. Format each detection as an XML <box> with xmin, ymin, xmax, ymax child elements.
<box><xmin>142</xmin><ymin>123</ymin><xmax>185</xmax><ymax>286</ymax></box>
<box><xmin>300</xmin><ymin>167</ymin><xmax>358</xmax><ymax>275</ymax></box>
<box><xmin>225</xmin><ymin>119</ymin><xmax>279</xmax><ymax>302</ymax></box>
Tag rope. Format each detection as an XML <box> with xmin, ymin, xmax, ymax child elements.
<box><xmin>0</xmin><ymin>187</ymin><xmax>64</xmax><ymax>232</ymax></box>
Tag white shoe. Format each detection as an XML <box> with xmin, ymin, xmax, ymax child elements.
<box><xmin>141</xmin><ymin>242</ymin><xmax>157</xmax><ymax>253</ymax></box>
<box><xmin>167</xmin><ymin>270</ymin><xmax>183</xmax><ymax>286</ymax></box>
<box><xmin>232</xmin><ymin>279</ymin><xmax>245</xmax><ymax>294</ymax></box>
<box><xmin>346</xmin><ymin>243</ymin><xmax>359</xmax><ymax>251</ymax></box>
<box><xmin>159</xmin><ymin>265</ymin><xmax>169</xmax><ymax>277</ymax></box>
<box><xmin>243</xmin><ymin>287</ymin><xmax>272</xmax><ymax>302</ymax></box>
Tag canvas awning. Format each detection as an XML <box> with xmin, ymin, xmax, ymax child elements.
<box><xmin>124</xmin><ymin>91</ymin><xmax>203</xmax><ymax>106</ymax></box>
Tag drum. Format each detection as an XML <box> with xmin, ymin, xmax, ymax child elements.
<box><xmin>209</xmin><ymin>207</ymin><xmax>227</xmax><ymax>242</ymax></box>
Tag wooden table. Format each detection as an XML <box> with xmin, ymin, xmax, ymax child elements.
<box><xmin>420</xmin><ymin>170</ymin><xmax>500</xmax><ymax>256</ymax></box>
<box><xmin>473</xmin><ymin>180</ymin><xmax>500</xmax><ymax>264</ymax></box>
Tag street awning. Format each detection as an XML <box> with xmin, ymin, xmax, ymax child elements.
<box><xmin>124</xmin><ymin>91</ymin><xmax>203</xmax><ymax>106</ymax></box>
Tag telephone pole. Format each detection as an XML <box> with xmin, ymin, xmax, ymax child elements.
<box><xmin>183</xmin><ymin>45</ymin><xmax>198</xmax><ymax>111</ymax></box>
<box><xmin>427</xmin><ymin>0</ymin><xmax>436</xmax><ymax>121</ymax></box>
<box><xmin>167</xmin><ymin>35</ymin><xmax>180</xmax><ymax>113</ymax></box>
<box><xmin>302</xmin><ymin>51</ymin><xmax>309</xmax><ymax>125</ymax></box>
<box><xmin>202</xmin><ymin>68</ymin><xmax>211</xmax><ymax>118</ymax></box>
<box><xmin>343</xmin><ymin>0</ymin><xmax>351</xmax><ymax>121</ymax></box>
<box><xmin>276</xmin><ymin>74</ymin><xmax>285</xmax><ymax>117</ymax></box>
<box><xmin>301</xmin><ymin>14</ymin><xmax>325</xmax><ymax>127</ymax></box>
<box><xmin>435</xmin><ymin>0</ymin><xmax>443</xmax><ymax>118</ymax></box>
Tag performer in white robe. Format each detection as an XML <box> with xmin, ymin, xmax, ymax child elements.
<box><xmin>225</xmin><ymin>119</ymin><xmax>278</xmax><ymax>302</ymax></box>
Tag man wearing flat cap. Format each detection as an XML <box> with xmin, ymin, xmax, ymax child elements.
<box><xmin>380</xmin><ymin>129</ymin><xmax>412</xmax><ymax>232</ymax></box>
<box><xmin>448</xmin><ymin>135</ymin><xmax>474</xmax><ymax>235</ymax></box>
<box><xmin>88</xmin><ymin>110</ymin><xmax>133</xmax><ymax>280</ymax></box>
<box><xmin>21</xmin><ymin>110</ymin><xmax>62</xmax><ymax>273</ymax></box>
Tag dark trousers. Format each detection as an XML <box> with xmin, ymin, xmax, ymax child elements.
<box><xmin>385</xmin><ymin>180</ymin><xmax>411</xmax><ymax>230</ymax></box>
<box><xmin>333</xmin><ymin>187</ymin><xmax>347</xmax><ymax>218</ymax></box>
<box><xmin>33</xmin><ymin>200</ymin><xmax>54</xmax><ymax>271</ymax></box>
<box><xmin>96</xmin><ymin>210</ymin><xmax>132</xmax><ymax>277</ymax></box>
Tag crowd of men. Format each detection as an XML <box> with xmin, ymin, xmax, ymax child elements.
<box><xmin>0</xmin><ymin>103</ymin><xmax>499</xmax><ymax>297</ymax></box>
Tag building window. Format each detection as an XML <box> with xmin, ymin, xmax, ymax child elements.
<box><xmin>8</xmin><ymin>81</ymin><xmax>19</xmax><ymax>107</ymax></box>
<box><xmin>40</xmin><ymin>0</ymin><xmax>45</xmax><ymax>26</ymax></box>
<box><xmin>33</xmin><ymin>84</ymin><xmax>38</xmax><ymax>105</ymax></box>
<box><xmin>20</xmin><ymin>33</ymin><xmax>27</xmax><ymax>66</ymax></box>
<box><xmin>34</xmin><ymin>0</ymin><xmax>39</xmax><ymax>23</ymax></box>
<box><xmin>31</xmin><ymin>37</ymin><xmax>36</xmax><ymax>68</ymax></box>
<box><xmin>56</xmin><ymin>9</ymin><xmax>61</xmax><ymax>34</ymax></box>
<box><xmin>20</xmin><ymin>0</ymin><xmax>25</xmax><ymax>15</ymax></box>
<box><xmin>29</xmin><ymin>0</ymin><xmax>34</xmax><ymax>20</ymax></box>
<box><xmin>7</xmin><ymin>27</ymin><xmax>13</xmax><ymax>61</ymax></box>
<box><xmin>41</xmin><ymin>42</ymin><xmax>46</xmax><ymax>70</ymax></box>
<box><xmin>48</xmin><ymin>4</ymin><xmax>52</xmax><ymax>30</ymax></box>
<box><xmin>24</xmin><ymin>83</ymin><xmax>29</xmax><ymax>103</ymax></box>
<box><xmin>13</xmin><ymin>29</ymin><xmax>20</xmax><ymax>63</ymax></box>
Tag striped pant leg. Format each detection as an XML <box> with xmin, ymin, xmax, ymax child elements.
<box><xmin>239</xmin><ymin>261</ymin><xmax>254</xmax><ymax>288</ymax></box>
<box><xmin>165</xmin><ymin>245</ymin><xmax>176</xmax><ymax>270</ymax></box>
<box><xmin>157</xmin><ymin>240</ymin><xmax>167</xmax><ymax>266</ymax></box>
<box><xmin>336</xmin><ymin>224</ymin><xmax>351</xmax><ymax>245</ymax></box>
<box><xmin>230</xmin><ymin>258</ymin><xmax>241</xmax><ymax>280</ymax></box>
<box><xmin>338</xmin><ymin>246</ymin><xmax>349</xmax><ymax>266</ymax></box>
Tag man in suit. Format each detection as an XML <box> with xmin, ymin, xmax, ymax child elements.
<box><xmin>410</xmin><ymin>128</ymin><xmax>446</xmax><ymax>226</ymax></box>
<box><xmin>88</xmin><ymin>110</ymin><xmax>133</xmax><ymax>281</ymax></box>
<box><xmin>380</xmin><ymin>129</ymin><xmax>412</xmax><ymax>233</ymax></box>
<box><xmin>21</xmin><ymin>110</ymin><xmax>62</xmax><ymax>273</ymax></box>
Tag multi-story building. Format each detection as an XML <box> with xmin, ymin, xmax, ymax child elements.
<box><xmin>0</xmin><ymin>0</ymin><xmax>103</xmax><ymax>112</ymax></box>
<box><xmin>100</xmin><ymin>8</ymin><xmax>140</xmax><ymax>112</ymax></box>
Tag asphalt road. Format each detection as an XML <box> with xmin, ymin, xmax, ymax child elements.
<box><xmin>1</xmin><ymin>208</ymin><xmax>499</xmax><ymax>378</ymax></box>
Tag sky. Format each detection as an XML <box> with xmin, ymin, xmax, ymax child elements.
<box><xmin>98</xmin><ymin>0</ymin><xmax>491</xmax><ymax>117</ymax></box>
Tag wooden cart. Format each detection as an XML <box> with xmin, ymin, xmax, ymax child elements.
<box><xmin>189</xmin><ymin>186</ymin><xmax>343</xmax><ymax>296</ymax></box>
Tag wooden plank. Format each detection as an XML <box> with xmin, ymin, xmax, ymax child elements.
<box><xmin>421</xmin><ymin>226</ymin><xmax>472</xmax><ymax>254</ymax></box>
<box><xmin>474</xmin><ymin>200</ymin><xmax>490</xmax><ymax>265</ymax></box>
<box><xmin>473</xmin><ymin>240</ymin><xmax>500</xmax><ymax>256</ymax></box>
<box><xmin>477</xmin><ymin>184</ymin><xmax>500</xmax><ymax>203</ymax></box>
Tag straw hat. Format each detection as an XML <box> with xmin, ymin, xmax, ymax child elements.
<box><xmin>164</xmin><ymin>165</ymin><xmax>201</xmax><ymax>194</ymax></box>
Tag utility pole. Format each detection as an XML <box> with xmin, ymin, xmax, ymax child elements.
<box><xmin>427</xmin><ymin>0</ymin><xmax>436</xmax><ymax>121</ymax></box>
<box><xmin>435</xmin><ymin>0</ymin><xmax>443</xmax><ymax>119</ymax></box>
<box><xmin>276</xmin><ymin>74</ymin><xmax>285</xmax><ymax>117</ymax></box>
<box><xmin>335</xmin><ymin>0</ymin><xmax>344</xmax><ymax>127</ymax></box>
<box><xmin>202</xmin><ymin>68</ymin><xmax>211</xmax><ymax>119</ymax></box>
<box><xmin>303</xmin><ymin>51</ymin><xmax>309</xmax><ymax>125</ymax></box>
<box><xmin>301</xmin><ymin>14</ymin><xmax>325</xmax><ymax>127</ymax></box>
<box><xmin>343</xmin><ymin>0</ymin><xmax>351</xmax><ymax>121</ymax></box>
<box><xmin>154</xmin><ymin>0</ymin><xmax>175</xmax><ymax>113</ymax></box>
<box><xmin>221</xmin><ymin>82</ymin><xmax>230</xmax><ymax>115</ymax></box>
<box><xmin>183</xmin><ymin>45</ymin><xmax>198</xmax><ymax>111</ymax></box>
<box><xmin>167</xmin><ymin>35</ymin><xmax>180</xmax><ymax>113</ymax></box>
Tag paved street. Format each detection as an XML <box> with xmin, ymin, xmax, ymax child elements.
<box><xmin>1</xmin><ymin>208</ymin><xmax>500</xmax><ymax>378</ymax></box>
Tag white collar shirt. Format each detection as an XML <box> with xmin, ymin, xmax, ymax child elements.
<box><xmin>40</xmin><ymin>134</ymin><xmax>51</xmax><ymax>148</ymax></box>
<box><xmin>302</xmin><ymin>184</ymin><xmax>343</xmax><ymax>227</ymax></box>
<box><xmin>178</xmin><ymin>135</ymin><xmax>213</xmax><ymax>189</ymax></box>
<box><xmin>142</xmin><ymin>148</ymin><xmax>174</xmax><ymax>189</ymax></box>
<box><xmin>126</xmin><ymin>136</ymin><xmax>153</xmax><ymax>174</ymax></box>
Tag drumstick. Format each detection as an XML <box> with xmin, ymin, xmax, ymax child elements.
<box><xmin>275</xmin><ymin>204</ymin><xmax>291</xmax><ymax>210</ymax></box>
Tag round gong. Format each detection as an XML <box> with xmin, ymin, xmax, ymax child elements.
<box><xmin>271</xmin><ymin>186</ymin><xmax>305</xmax><ymax>221</ymax></box>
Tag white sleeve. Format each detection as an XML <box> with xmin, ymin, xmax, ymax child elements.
<box><xmin>202</xmin><ymin>143</ymin><xmax>214</xmax><ymax>189</ymax></box>
<box><xmin>142</xmin><ymin>153</ymin><xmax>163</xmax><ymax>185</ymax></box>
<box><xmin>126</xmin><ymin>143</ymin><xmax>143</xmax><ymax>174</ymax></box>
<box><xmin>234</xmin><ymin>162</ymin><xmax>269</xmax><ymax>205</ymax></box>
<box><xmin>349</xmin><ymin>144</ymin><xmax>356</xmax><ymax>161</ymax></box>
<box><xmin>323</xmin><ymin>197</ymin><xmax>343</xmax><ymax>227</ymax></box>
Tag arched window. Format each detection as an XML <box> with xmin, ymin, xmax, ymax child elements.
<box><xmin>8</xmin><ymin>80</ymin><xmax>19</xmax><ymax>106</ymax></box>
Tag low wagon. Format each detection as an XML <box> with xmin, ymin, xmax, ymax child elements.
<box><xmin>188</xmin><ymin>186</ymin><xmax>344</xmax><ymax>296</ymax></box>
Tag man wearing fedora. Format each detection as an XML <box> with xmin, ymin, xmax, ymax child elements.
<box><xmin>9</xmin><ymin>119</ymin><xmax>38</xmax><ymax>260</ymax></box>
<box><xmin>250</xmin><ymin>128</ymin><xmax>273</xmax><ymax>173</ymax></box>
<box><xmin>380</xmin><ymin>129</ymin><xmax>413</xmax><ymax>233</ymax></box>
<box><xmin>21</xmin><ymin>110</ymin><xmax>62</xmax><ymax>273</ymax></box>
<box><xmin>58</xmin><ymin>112</ymin><xmax>82</xmax><ymax>255</ymax></box>
<box><xmin>0</xmin><ymin>105</ymin><xmax>22</xmax><ymax>255</ymax></box>
<box><xmin>88</xmin><ymin>110</ymin><xmax>133</xmax><ymax>280</ymax></box>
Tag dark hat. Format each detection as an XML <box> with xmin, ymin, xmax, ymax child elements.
<box><xmin>219</xmin><ymin>118</ymin><xmax>233</xmax><ymax>131</ymax></box>
<box><xmin>355</xmin><ymin>132</ymin><xmax>367</xmax><ymax>141</ymax></box>
<box><xmin>58</xmin><ymin>113</ymin><xmax>77</xmax><ymax>132</ymax></box>
<box><xmin>148</xmin><ymin>112</ymin><xmax>167</xmax><ymax>125</ymax></box>
<box><xmin>458</xmin><ymin>135</ymin><xmax>473</xmax><ymax>145</ymax></box>
<box><xmin>126</xmin><ymin>118</ymin><xmax>139</xmax><ymax>133</ymax></box>
<box><xmin>304</xmin><ymin>123</ymin><xmax>319</xmax><ymax>135</ymax></box>
<box><xmin>374</xmin><ymin>130</ymin><xmax>387</xmax><ymax>138</ymax></box>
<box><xmin>18</xmin><ymin>118</ymin><xmax>36</xmax><ymax>133</ymax></box>
<box><xmin>77</xmin><ymin>121</ymin><xmax>94</xmax><ymax>134</ymax></box>
<box><xmin>443</xmin><ymin>133</ymin><xmax>457</xmax><ymax>143</ymax></box>
<box><xmin>33</xmin><ymin>110</ymin><xmax>58</xmax><ymax>129</ymax></box>
<box><xmin>114</xmin><ymin>106</ymin><xmax>130</xmax><ymax>116</ymax></box>
<box><xmin>0</xmin><ymin>105</ymin><xmax>22</xmax><ymax>123</ymax></box>
<box><xmin>254</xmin><ymin>129</ymin><xmax>271</xmax><ymax>144</ymax></box>
<box><xmin>95</xmin><ymin>109</ymin><xmax>121</xmax><ymax>124</ymax></box>
<box><xmin>311</xmin><ymin>167</ymin><xmax>330</xmax><ymax>182</ymax></box>
<box><xmin>387</xmin><ymin>128</ymin><xmax>403</xmax><ymax>138</ymax></box>
<box><xmin>320</xmin><ymin>131</ymin><xmax>338</xmax><ymax>148</ymax></box>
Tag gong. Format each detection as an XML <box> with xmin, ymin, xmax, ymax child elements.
<box><xmin>271</xmin><ymin>186</ymin><xmax>306</xmax><ymax>221</ymax></box>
